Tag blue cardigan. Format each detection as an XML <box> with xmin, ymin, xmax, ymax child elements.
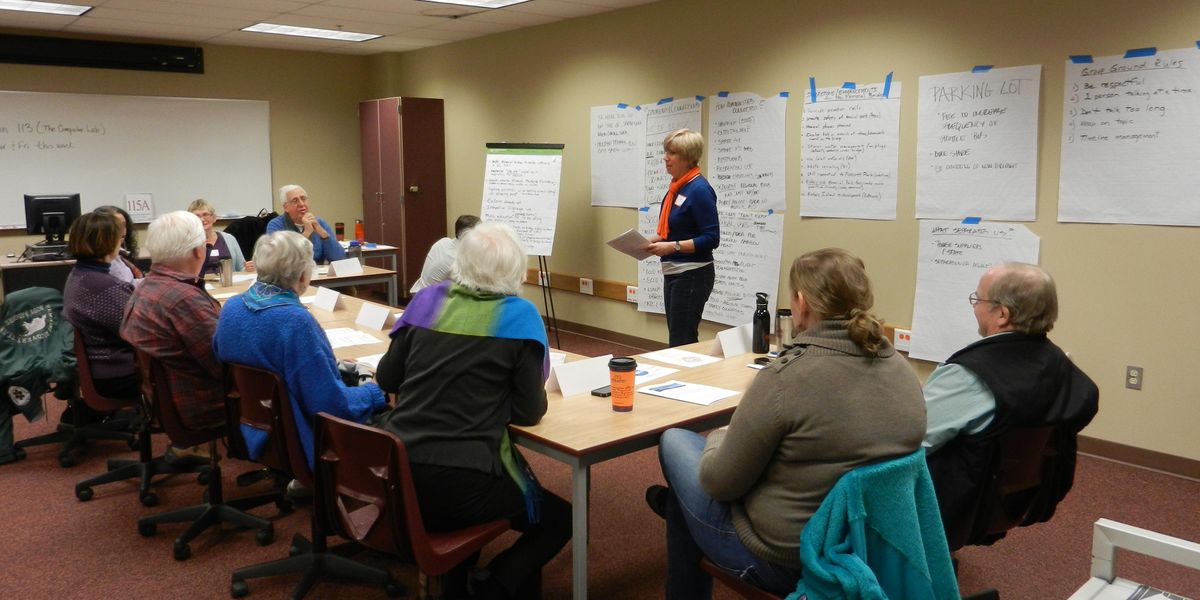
<box><xmin>265</xmin><ymin>214</ymin><xmax>347</xmax><ymax>264</ymax></box>
<box><xmin>214</xmin><ymin>284</ymin><xmax>386</xmax><ymax>467</ymax></box>
<box><xmin>659</xmin><ymin>174</ymin><xmax>720</xmax><ymax>264</ymax></box>
<box><xmin>787</xmin><ymin>449</ymin><xmax>960</xmax><ymax>600</ymax></box>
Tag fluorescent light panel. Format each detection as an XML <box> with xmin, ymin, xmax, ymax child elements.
<box><xmin>419</xmin><ymin>0</ymin><xmax>531</xmax><ymax>8</ymax></box>
<box><xmin>242</xmin><ymin>23</ymin><xmax>381</xmax><ymax>43</ymax></box>
<box><xmin>0</xmin><ymin>0</ymin><xmax>92</xmax><ymax>15</ymax></box>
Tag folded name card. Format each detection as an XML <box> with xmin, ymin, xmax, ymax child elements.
<box><xmin>545</xmin><ymin>354</ymin><xmax>612</xmax><ymax>397</ymax></box>
<box><xmin>329</xmin><ymin>257</ymin><xmax>363</xmax><ymax>276</ymax></box>
<box><xmin>355</xmin><ymin>301</ymin><xmax>391</xmax><ymax>330</ymax></box>
<box><xmin>312</xmin><ymin>286</ymin><xmax>341</xmax><ymax>312</ymax></box>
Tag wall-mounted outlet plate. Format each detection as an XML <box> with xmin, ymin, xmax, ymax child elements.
<box><xmin>626</xmin><ymin>285</ymin><xmax>638</xmax><ymax>303</ymax></box>
<box><xmin>579</xmin><ymin>277</ymin><xmax>594</xmax><ymax>295</ymax></box>
<box><xmin>1126</xmin><ymin>366</ymin><xmax>1143</xmax><ymax>390</ymax></box>
<box><xmin>894</xmin><ymin>328</ymin><xmax>913</xmax><ymax>352</ymax></box>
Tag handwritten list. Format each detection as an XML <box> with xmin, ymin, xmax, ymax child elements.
<box><xmin>480</xmin><ymin>147</ymin><xmax>563</xmax><ymax>257</ymax></box>
<box><xmin>703</xmin><ymin>210</ymin><xmax>785</xmax><ymax>327</ymax></box>
<box><xmin>801</xmin><ymin>81</ymin><xmax>902</xmax><ymax>220</ymax></box>
<box><xmin>1059</xmin><ymin>48</ymin><xmax>1200</xmax><ymax>225</ymax></box>
<box><xmin>916</xmin><ymin>65</ymin><xmax>1041</xmax><ymax>221</ymax></box>
<box><xmin>590</xmin><ymin>105</ymin><xmax>644</xmax><ymax>208</ymax></box>
<box><xmin>909</xmin><ymin>220</ymin><xmax>1040</xmax><ymax>362</ymax></box>
<box><xmin>707</xmin><ymin>93</ymin><xmax>787</xmax><ymax>212</ymax></box>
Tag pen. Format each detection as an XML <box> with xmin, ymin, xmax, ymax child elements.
<box><xmin>650</xmin><ymin>382</ymin><xmax>685</xmax><ymax>392</ymax></box>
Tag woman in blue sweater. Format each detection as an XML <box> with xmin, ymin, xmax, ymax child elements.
<box><xmin>214</xmin><ymin>231</ymin><xmax>385</xmax><ymax>467</ymax></box>
<box><xmin>646</xmin><ymin>129</ymin><xmax>720</xmax><ymax>347</ymax></box>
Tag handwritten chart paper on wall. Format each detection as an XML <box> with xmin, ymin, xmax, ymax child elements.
<box><xmin>801</xmin><ymin>81</ymin><xmax>902</xmax><ymax>220</ymax></box>
<box><xmin>638</xmin><ymin>98</ymin><xmax>702</xmax><ymax>315</ymax></box>
<box><xmin>707</xmin><ymin>92</ymin><xmax>787</xmax><ymax>212</ymax></box>
<box><xmin>1059</xmin><ymin>49</ymin><xmax>1200</xmax><ymax>225</ymax></box>
<box><xmin>909</xmin><ymin>221</ymin><xmax>1039</xmax><ymax>362</ymax></box>
<box><xmin>916</xmin><ymin>66</ymin><xmax>1041</xmax><ymax>221</ymax></box>
<box><xmin>0</xmin><ymin>91</ymin><xmax>270</xmax><ymax>228</ymax></box>
<box><xmin>480</xmin><ymin>145</ymin><xmax>564</xmax><ymax>257</ymax></box>
<box><xmin>590</xmin><ymin>104</ymin><xmax>644</xmax><ymax>207</ymax></box>
<box><xmin>703</xmin><ymin>210</ymin><xmax>785</xmax><ymax>327</ymax></box>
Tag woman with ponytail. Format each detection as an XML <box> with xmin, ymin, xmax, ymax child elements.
<box><xmin>649</xmin><ymin>248</ymin><xmax>926</xmax><ymax>599</ymax></box>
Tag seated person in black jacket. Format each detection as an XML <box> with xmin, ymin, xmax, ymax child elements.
<box><xmin>923</xmin><ymin>262</ymin><xmax>1099</xmax><ymax>549</ymax></box>
<box><xmin>373</xmin><ymin>222</ymin><xmax>570</xmax><ymax>600</ymax></box>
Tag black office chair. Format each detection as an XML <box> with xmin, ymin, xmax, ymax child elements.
<box><xmin>133</xmin><ymin>350</ymin><xmax>279</xmax><ymax>560</ymax></box>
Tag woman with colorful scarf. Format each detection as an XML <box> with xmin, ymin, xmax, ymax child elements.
<box><xmin>374</xmin><ymin>222</ymin><xmax>570</xmax><ymax>600</ymax></box>
<box><xmin>645</xmin><ymin>128</ymin><xmax>720</xmax><ymax>347</ymax></box>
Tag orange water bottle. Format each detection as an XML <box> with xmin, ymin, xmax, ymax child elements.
<box><xmin>354</xmin><ymin>219</ymin><xmax>365</xmax><ymax>243</ymax></box>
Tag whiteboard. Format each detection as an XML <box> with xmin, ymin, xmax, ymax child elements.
<box><xmin>0</xmin><ymin>90</ymin><xmax>272</xmax><ymax>227</ymax></box>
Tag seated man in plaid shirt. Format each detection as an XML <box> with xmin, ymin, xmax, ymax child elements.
<box><xmin>121</xmin><ymin>211</ymin><xmax>226</xmax><ymax>464</ymax></box>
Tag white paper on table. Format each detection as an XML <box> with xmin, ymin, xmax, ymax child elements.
<box><xmin>355</xmin><ymin>302</ymin><xmax>391</xmax><ymax>330</ymax></box>
<box><xmin>329</xmin><ymin>257</ymin><xmax>363</xmax><ymax>276</ymax></box>
<box><xmin>606</xmin><ymin>228</ymin><xmax>653</xmax><ymax>260</ymax></box>
<box><xmin>549</xmin><ymin>352</ymin><xmax>567</xmax><ymax>366</ymax></box>
<box><xmin>323</xmin><ymin>327</ymin><xmax>382</xmax><ymax>349</ymax></box>
<box><xmin>639</xmin><ymin>348</ymin><xmax>722</xmax><ymax>368</ymax></box>
<box><xmin>711</xmin><ymin>323</ymin><xmax>753</xmax><ymax>358</ymax></box>
<box><xmin>393</xmin><ymin>312</ymin><xmax>404</xmax><ymax>320</ymax></box>
<box><xmin>204</xmin><ymin>283</ymin><xmax>214</xmax><ymax>290</ymax></box>
<box><xmin>545</xmin><ymin>354</ymin><xmax>612</xmax><ymax>397</ymax></box>
<box><xmin>300</xmin><ymin>296</ymin><xmax>316</xmax><ymax>305</ymax></box>
<box><xmin>355</xmin><ymin>353</ymin><xmax>384</xmax><ymax>372</ymax></box>
<box><xmin>211</xmin><ymin>291</ymin><xmax>237</xmax><ymax>300</ymax></box>
<box><xmin>312</xmin><ymin>286</ymin><xmax>341</xmax><ymax>312</ymax></box>
<box><xmin>638</xmin><ymin>380</ymin><xmax>739</xmax><ymax>406</ymax></box>
<box><xmin>633</xmin><ymin>363</ymin><xmax>678</xmax><ymax>385</ymax></box>
<box><xmin>316</xmin><ymin>266</ymin><xmax>330</xmax><ymax>276</ymax></box>
<box><xmin>232</xmin><ymin>273</ymin><xmax>257</xmax><ymax>283</ymax></box>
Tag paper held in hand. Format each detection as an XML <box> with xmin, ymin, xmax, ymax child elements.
<box><xmin>606</xmin><ymin>228</ymin><xmax>654</xmax><ymax>260</ymax></box>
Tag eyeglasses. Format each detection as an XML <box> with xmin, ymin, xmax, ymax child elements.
<box><xmin>967</xmin><ymin>292</ymin><xmax>1001</xmax><ymax>307</ymax></box>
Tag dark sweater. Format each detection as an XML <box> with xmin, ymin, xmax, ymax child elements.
<box><xmin>374</xmin><ymin>327</ymin><xmax>546</xmax><ymax>475</ymax></box>
<box><xmin>62</xmin><ymin>259</ymin><xmax>136</xmax><ymax>380</ymax></box>
<box><xmin>659</xmin><ymin>174</ymin><xmax>720</xmax><ymax>264</ymax></box>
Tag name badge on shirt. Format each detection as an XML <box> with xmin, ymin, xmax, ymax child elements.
<box><xmin>675</xmin><ymin>194</ymin><xmax>687</xmax><ymax>207</ymax></box>
<box><xmin>210</xmin><ymin>248</ymin><xmax>219</xmax><ymax>257</ymax></box>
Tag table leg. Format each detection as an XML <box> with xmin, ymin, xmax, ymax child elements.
<box><xmin>572</xmin><ymin>462</ymin><xmax>589</xmax><ymax>600</ymax></box>
<box><xmin>388</xmin><ymin>275</ymin><xmax>397</xmax><ymax>307</ymax></box>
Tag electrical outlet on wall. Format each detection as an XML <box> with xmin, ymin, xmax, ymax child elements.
<box><xmin>579</xmin><ymin>277</ymin><xmax>594</xmax><ymax>295</ymax></box>
<box><xmin>626</xmin><ymin>285</ymin><xmax>638</xmax><ymax>303</ymax></box>
<box><xmin>1126</xmin><ymin>366</ymin><xmax>1143</xmax><ymax>390</ymax></box>
<box><xmin>894</xmin><ymin>328</ymin><xmax>913</xmax><ymax>352</ymax></box>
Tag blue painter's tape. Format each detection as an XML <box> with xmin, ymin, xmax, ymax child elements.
<box><xmin>1070</xmin><ymin>55</ymin><xmax>1094</xmax><ymax>63</ymax></box>
<box><xmin>972</xmin><ymin>65</ymin><xmax>993</xmax><ymax>73</ymax></box>
<box><xmin>779</xmin><ymin>91</ymin><xmax>789</xmax><ymax>97</ymax></box>
<box><xmin>842</xmin><ymin>81</ymin><xmax>856</xmax><ymax>89</ymax></box>
<box><xmin>657</xmin><ymin>97</ymin><xmax>673</xmax><ymax>105</ymax></box>
<box><xmin>718</xmin><ymin>91</ymin><xmax>729</xmax><ymax>97</ymax></box>
<box><xmin>961</xmin><ymin>217</ymin><xmax>982</xmax><ymax>224</ymax></box>
<box><xmin>809</xmin><ymin>77</ymin><xmax>817</xmax><ymax>103</ymax></box>
<box><xmin>638</xmin><ymin>207</ymin><xmax>649</xmax><ymax>212</ymax></box>
<box><xmin>767</xmin><ymin>209</ymin><xmax>775</xmax><ymax>215</ymax></box>
<box><xmin>617</xmin><ymin>103</ymin><xmax>628</xmax><ymax>109</ymax></box>
<box><xmin>883</xmin><ymin>71</ymin><xmax>893</xmax><ymax>98</ymax></box>
<box><xmin>1124</xmin><ymin>47</ymin><xmax>1156</xmax><ymax>58</ymax></box>
<box><xmin>696</xmin><ymin>95</ymin><xmax>705</xmax><ymax>102</ymax></box>
<box><xmin>635</xmin><ymin>105</ymin><xmax>642</xmax><ymax>111</ymax></box>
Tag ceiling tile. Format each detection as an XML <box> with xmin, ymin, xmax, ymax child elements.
<box><xmin>63</xmin><ymin>18</ymin><xmax>229</xmax><ymax>42</ymax></box>
<box><xmin>99</xmin><ymin>0</ymin><xmax>283</xmax><ymax>22</ymax></box>
<box><xmin>85</xmin><ymin>6</ymin><xmax>254</xmax><ymax>29</ymax></box>
<box><xmin>0</xmin><ymin>13</ymin><xmax>78</xmax><ymax>31</ymax></box>
<box><xmin>292</xmin><ymin>4</ymin><xmax>443</xmax><ymax>28</ymax></box>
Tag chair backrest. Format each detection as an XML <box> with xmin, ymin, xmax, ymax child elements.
<box><xmin>134</xmin><ymin>349</ymin><xmax>223</xmax><ymax>448</ymax></box>
<box><xmin>228</xmin><ymin>363</ymin><xmax>312</xmax><ymax>487</ymax></box>
<box><xmin>73</xmin><ymin>329</ymin><xmax>137</xmax><ymax>413</ymax></box>
<box><xmin>315</xmin><ymin>412</ymin><xmax>510</xmax><ymax>577</ymax></box>
<box><xmin>975</xmin><ymin>425</ymin><xmax>1057</xmax><ymax>538</ymax></box>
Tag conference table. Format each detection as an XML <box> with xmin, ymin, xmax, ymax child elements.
<box><xmin>211</xmin><ymin>264</ymin><xmax>399</xmax><ymax>307</ymax></box>
<box><xmin>207</xmin><ymin>282</ymin><xmax>761</xmax><ymax>600</ymax></box>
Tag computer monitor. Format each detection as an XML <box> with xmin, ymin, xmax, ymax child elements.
<box><xmin>24</xmin><ymin>193</ymin><xmax>81</xmax><ymax>245</ymax></box>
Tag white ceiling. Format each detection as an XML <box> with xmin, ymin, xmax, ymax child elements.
<box><xmin>0</xmin><ymin>0</ymin><xmax>661</xmax><ymax>55</ymax></box>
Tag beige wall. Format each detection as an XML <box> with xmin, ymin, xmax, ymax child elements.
<box><xmin>0</xmin><ymin>41</ymin><xmax>370</xmax><ymax>255</ymax></box>
<box><xmin>372</xmin><ymin>0</ymin><xmax>1200</xmax><ymax>461</ymax></box>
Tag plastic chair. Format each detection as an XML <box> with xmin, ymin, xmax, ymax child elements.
<box><xmin>133</xmin><ymin>350</ymin><xmax>278</xmax><ymax>560</ymax></box>
<box><xmin>317</xmin><ymin>412</ymin><xmax>513</xmax><ymax>598</ymax></box>
<box><xmin>226</xmin><ymin>363</ymin><xmax>402</xmax><ymax>599</ymax></box>
<box><xmin>72</xmin><ymin>331</ymin><xmax>201</xmax><ymax>504</ymax></box>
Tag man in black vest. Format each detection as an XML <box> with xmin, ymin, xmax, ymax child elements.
<box><xmin>923</xmin><ymin>263</ymin><xmax>1098</xmax><ymax>550</ymax></box>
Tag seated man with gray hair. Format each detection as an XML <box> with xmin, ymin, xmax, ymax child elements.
<box><xmin>923</xmin><ymin>262</ymin><xmax>1099</xmax><ymax>549</ymax></box>
<box><xmin>265</xmin><ymin>184</ymin><xmax>345</xmax><ymax>264</ymax></box>
<box><xmin>214</xmin><ymin>231</ymin><xmax>386</xmax><ymax>467</ymax></box>
<box><xmin>121</xmin><ymin>210</ymin><xmax>226</xmax><ymax>432</ymax></box>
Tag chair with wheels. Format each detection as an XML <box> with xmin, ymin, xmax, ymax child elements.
<box><xmin>133</xmin><ymin>350</ymin><xmax>279</xmax><ymax>560</ymax></box>
<box><xmin>72</xmin><ymin>330</ymin><xmax>203</xmax><ymax>506</ymax></box>
<box><xmin>316</xmin><ymin>412</ymin><xmax>513</xmax><ymax>599</ymax></box>
<box><xmin>226</xmin><ymin>363</ymin><xmax>402</xmax><ymax>599</ymax></box>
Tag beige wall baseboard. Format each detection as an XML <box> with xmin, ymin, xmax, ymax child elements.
<box><xmin>1079</xmin><ymin>436</ymin><xmax>1200</xmax><ymax>481</ymax></box>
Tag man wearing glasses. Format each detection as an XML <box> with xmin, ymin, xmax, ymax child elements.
<box><xmin>921</xmin><ymin>263</ymin><xmax>1098</xmax><ymax>546</ymax></box>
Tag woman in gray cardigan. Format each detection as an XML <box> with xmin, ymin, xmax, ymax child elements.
<box><xmin>649</xmin><ymin>248</ymin><xmax>927</xmax><ymax>599</ymax></box>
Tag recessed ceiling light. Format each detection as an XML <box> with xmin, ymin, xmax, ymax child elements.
<box><xmin>0</xmin><ymin>1</ymin><xmax>92</xmax><ymax>16</ymax></box>
<box><xmin>242</xmin><ymin>23</ymin><xmax>381</xmax><ymax>43</ymax></box>
<box><xmin>419</xmin><ymin>0</ymin><xmax>531</xmax><ymax>8</ymax></box>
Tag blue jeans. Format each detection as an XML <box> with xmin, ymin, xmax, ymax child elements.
<box><xmin>658</xmin><ymin>428</ymin><xmax>801</xmax><ymax>599</ymax></box>
<box><xmin>663</xmin><ymin>263</ymin><xmax>715</xmax><ymax>347</ymax></box>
